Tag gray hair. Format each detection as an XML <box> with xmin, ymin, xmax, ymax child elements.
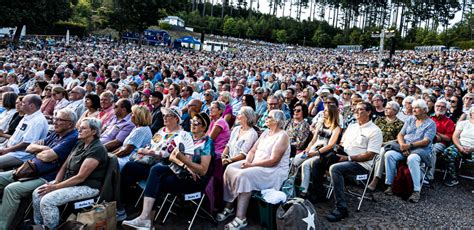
<box><xmin>57</xmin><ymin>108</ymin><xmax>78</xmax><ymax>126</ymax></box>
<box><xmin>413</xmin><ymin>99</ymin><xmax>429</xmax><ymax>113</ymax></box>
<box><xmin>73</xmin><ymin>86</ymin><xmax>86</xmax><ymax>97</ymax></box>
<box><xmin>372</xmin><ymin>94</ymin><xmax>384</xmax><ymax>101</ymax></box>
<box><xmin>219</xmin><ymin>91</ymin><xmax>232</xmax><ymax>104</ymax></box>
<box><xmin>435</xmin><ymin>99</ymin><xmax>450</xmax><ymax>110</ymax></box>
<box><xmin>211</xmin><ymin>101</ymin><xmax>226</xmax><ymax>114</ymax></box>
<box><xmin>82</xmin><ymin>118</ymin><xmax>102</xmax><ymax>138</ymax></box>
<box><xmin>403</xmin><ymin>96</ymin><xmax>415</xmax><ymax>105</ymax></box>
<box><xmin>386</xmin><ymin>101</ymin><xmax>400</xmax><ymax>113</ymax></box>
<box><xmin>270</xmin><ymin>110</ymin><xmax>286</xmax><ymax>129</ymax></box>
<box><xmin>239</xmin><ymin>106</ymin><xmax>256</xmax><ymax>127</ymax></box>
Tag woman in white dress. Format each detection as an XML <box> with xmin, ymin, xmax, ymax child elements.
<box><xmin>222</xmin><ymin>106</ymin><xmax>259</xmax><ymax>167</ymax></box>
<box><xmin>218</xmin><ymin>110</ymin><xmax>290</xmax><ymax>230</ymax></box>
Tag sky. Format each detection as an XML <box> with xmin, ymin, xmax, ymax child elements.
<box><xmin>222</xmin><ymin>0</ymin><xmax>465</xmax><ymax>29</ymax></box>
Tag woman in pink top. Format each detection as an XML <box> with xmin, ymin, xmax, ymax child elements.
<box><xmin>208</xmin><ymin>101</ymin><xmax>231</xmax><ymax>155</ymax></box>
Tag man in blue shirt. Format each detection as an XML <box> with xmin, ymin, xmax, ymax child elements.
<box><xmin>0</xmin><ymin>108</ymin><xmax>79</xmax><ymax>228</ymax></box>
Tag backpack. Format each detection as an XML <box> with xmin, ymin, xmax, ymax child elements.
<box><xmin>276</xmin><ymin>198</ymin><xmax>319</xmax><ymax>230</ymax></box>
<box><xmin>392</xmin><ymin>161</ymin><xmax>414</xmax><ymax>200</ymax></box>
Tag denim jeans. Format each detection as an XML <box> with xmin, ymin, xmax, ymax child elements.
<box><xmin>427</xmin><ymin>143</ymin><xmax>446</xmax><ymax>180</ymax></box>
<box><xmin>329</xmin><ymin>161</ymin><xmax>368</xmax><ymax>210</ymax></box>
<box><xmin>292</xmin><ymin>154</ymin><xmax>320</xmax><ymax>193</ymax></box>
<box><xmin>384</xmin><ymin>150</ymin><xmax>422</xmax><ymax>191</ymax></box>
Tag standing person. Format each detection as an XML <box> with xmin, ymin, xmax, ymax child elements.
<box><xmin>325</xmin><ymin>102</ymin><xmax>383</xmax><ymax>222</ymax></box>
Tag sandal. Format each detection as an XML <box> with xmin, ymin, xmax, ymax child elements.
<box><xmin>217</xmin><ymin>208</ymin><xmax>235</xmax><ymax>222</ymax></box>
<box><xmin>224</xmin><ymin>217</ymin><xmax>248</xmax><ymax>230</ymax></box>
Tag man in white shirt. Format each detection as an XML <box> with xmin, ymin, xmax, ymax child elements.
<box><xmin>326</xmin><ymin>101</ymin><xmax>383</xmax><ymax>222</ymax></box>
<box><xmin>0</xmin><ymin>95</ymin><xmax>49</xmax><ymax>169</ymax></box>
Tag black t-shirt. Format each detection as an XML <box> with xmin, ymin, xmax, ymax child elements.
<box><xmin>372</xmin><ymin>110</ymin><xmax>385</xmax><ymax>121</ymax></box>
<box><xmin>7</xmin><ymin>112</ymin><xmax>23</xmax><ymax>135</ymax></box>
<box><xmin>64</xmin><ymin>138</ymin><xmax>108</xmax><ymax>189</ymax></box>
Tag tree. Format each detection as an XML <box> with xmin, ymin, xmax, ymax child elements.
<box><xmin>1</xmin><ymin>0</ymin><xmax>73</xmax><ymax>42</ymax></box>
<box><xmin>312</xmin><ymin>28</ymin><xmax>331</xmax><ymax>47</ymax></box>
<box><xmin>274</xmin><ymin>29</ymin><xmax>288</xmax><ymax>43</ymax></box>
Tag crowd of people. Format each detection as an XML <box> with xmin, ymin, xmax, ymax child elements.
<box><xmin>0</xmin><ymin>38</ymin><xmax>472</xmax><ymax>229</ymax></box>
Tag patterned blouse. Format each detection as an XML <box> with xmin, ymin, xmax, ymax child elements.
<box><xmin>375</xmin><ymin>117</ymin><xmax>404</xmax><ymax>143</ymax></box>
<box><xmin>285</xmin><ymin>119</ymin><xmax>311</xmax><ymax>150</ymax></box>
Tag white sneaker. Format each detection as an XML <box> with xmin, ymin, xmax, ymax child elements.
<box><xmin>122</xmin><ymin>217</ymin><xmax>153</xmax><ymax>230</ymax></box>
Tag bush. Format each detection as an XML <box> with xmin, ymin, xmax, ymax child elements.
<box><xmin>452</xmin><ymin>40</ymin><xmax>474</xmax><ymax>49</ymax></box>
<box><xmin>159</xmin><ymin>22</ymin><xmax>171</xmax><ymax>30</ymax></box>
<box><xmin>53</xmin><ymin>21</ymin><xmax>87</xmax><ymax>37</ymax></box>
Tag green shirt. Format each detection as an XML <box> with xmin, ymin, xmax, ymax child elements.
<box><xmin>374</xmin><ymin>117</ymin><xmax>404</xmax><ymax>143</ymax></box>
<box><xmin>64</xmin><ymin>138</ymin><xmax>108</xmax><ymax>189</ymax></box>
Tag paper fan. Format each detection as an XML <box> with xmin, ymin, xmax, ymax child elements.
<box><xmin>174</xmin><ymin>132</ymin><xmax>195</xmax><ymax>156</ymax></box>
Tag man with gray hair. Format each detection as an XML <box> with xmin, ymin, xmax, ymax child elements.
<box><xmin>0</xmin><ymin>94</ymin><xmax>49</xmax><ymax>169</ymax></box>
<box><xmin>427</xmin><ymin>99</ymin><xmax>455</xmax><ymax>182</ymax></box>
<box><xmin>0</xmin><ymin>108</ymin><xmax>79</xmax><ymax>228</ymax></box>
<box><xmin>65</xmin><ymin>86</ymin><xmax>86</xmax><ymax>118</ymax></box>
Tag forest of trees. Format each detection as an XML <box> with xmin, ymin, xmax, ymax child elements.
<box><xmin>2</xmin><ymin>0</ymin><xmax>474</xmax><ymax>48</ymax></box>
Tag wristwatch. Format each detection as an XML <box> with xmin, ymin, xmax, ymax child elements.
<box><xmin>347</xmin><ymin>155</ymin><xmax>352</xmax><ymax>162</ymax></box>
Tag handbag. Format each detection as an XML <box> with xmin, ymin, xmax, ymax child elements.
<box><xmin>70</xmin><ymin>201</ymin><xmax>117</xmax><ymax>230</ymax></box>
<box><xmin>12</xmin><ymin>160</ymin><xmax>37</xmax><ymax>180</ymax></box>
<box><xmin>276</xmin><ymin>198</ymin><xmax>319</xmax><ymax>230</ymax></box>
<box><xmin>129</xmin><ymin>153</ymin><xmax>160</xmax><ymax>165</ymax></box>
<box><xmin>169</xmin><ymin>162</ymin><xmax>193</xmax><ymax>180</ymax></box>
<box><xmin>12</xmin><ymin>158</ymin><xmax>60</xmax><ymax>181</ymax></box>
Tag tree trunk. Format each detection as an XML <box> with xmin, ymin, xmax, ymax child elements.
<box><xmin>13</xmin><ymin>24</ymin><xmax>22</xmax><ymax>45</ymax></box>
<box><xmin>203</xmin><ymin>0</ymin><xmax>206</xmax><ymax>17</ymax></box>
<box><xmin>211</xmin><ymin>0</ymin><xmax>214</xmax><ymax>16</ymax></box>
<box><xmin>221</xmin><ymin>0</ymin><xmax>225</xmax><ymax>18</ymax></box>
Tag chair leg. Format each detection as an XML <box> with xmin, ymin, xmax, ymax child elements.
<box><xmin>135</xmin><ymin>189</ymin><xmax>145</xmax><ymax>208</ymax></box>
<box><xmin>155</xmin><ymin>193</ymin><xmax>170</xmax><ymax>221</ymax></box>
<box><xmin>25</xmin><ymin>201</ymin><xmax>33</xmax><ymax>216</ymax></box>
<box><xmin>188</xmin><ymin>194</ymin><xmax>206</xmax><ymax>230</ymax></box>
<box><xmin>420</xmin><ymin>166</ymin><xmax>429</xmax><ymax>193</ymax></box>
<box><xmin>162</xmin><ymin>195</ymin><xmax>177</xmax><ymax>224</ymax></box>
<box><xmin>357</xmin><ymin>168</ymin><xmax>374</xmax><ymax>211</ymax></box>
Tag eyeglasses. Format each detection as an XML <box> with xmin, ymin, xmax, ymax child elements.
<box><xmin>343</xmin><ymin>93</ymin><xmax>351</xmax><ymax>95</ymax></box>
<box><xmin>256</xmin><ymin>92</ymin><xmax>263</xmax><ymax>94</ymax></box>
<box><xmin>268</xmin><ymin>103</ymin><xmax>278</xmax><ymax>106</ymax></box>
<box><xmin>324</xmin><ymin>101</ymin><xmax>336</xmax><ymax>104</ymax></box>
<box><xmin>78</xmin><ymin>127</ymin><xmax>90</xmax><ymax>132</ymax></box>
<box><xmin>449</xmin><ymin>100</ymin><xmax>457</xmax><ymax>103</ymax></box>
<box><xmin>294</xmin><ymin>109</ymin><xmax>302</xmax><ymax>113</ymax></box>
<box><xmin>204</xmin><ymin>94</ymin><xmax>211</xmax><ymax>96</ymax></box>
<box><xmin>53</xmin><ymin>117</ymin><xmax>71</xmax><ymax>122</ymax></box>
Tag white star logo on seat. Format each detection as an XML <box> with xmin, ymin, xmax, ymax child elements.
<box><xmin>302</xmin><ymin>209</ymin><xmax>315</xmax><ymax>230</ymax></box>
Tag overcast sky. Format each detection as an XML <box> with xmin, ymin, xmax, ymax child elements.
<box><xmin>223</xmin><ymin>0</ymin><xmax>464</xmax><ymax>29</ymax></box>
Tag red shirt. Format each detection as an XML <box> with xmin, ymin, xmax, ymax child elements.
<box><xmin>430</xmin><ymin>114</ymin><xmax>455</xmax><ymax>146</ymax></box>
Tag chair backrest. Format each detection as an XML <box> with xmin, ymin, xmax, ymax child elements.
<box><xmin>97</xmin><ymin>155</ymin><xmax>120</xmax><ymax>203</ymax></box>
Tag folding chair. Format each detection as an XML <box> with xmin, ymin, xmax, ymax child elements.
<box><xmin>134</xmin><ymin>180</ymin><xmax>147</xmax><ymax>207</ymax></box>
<box><xmin>326</xmin><ymin>155</ymin><xmax>378</xmax><ymax>211</ymax></box>
<box><xmin>419</xmin><ymin>162</ymin><xmax>430</xmax><ymax>193</ymax></box>
<box><xmin>155</xmin><ymin>191</ymin><xmax>215</xmax><ymax>230</ymax></box>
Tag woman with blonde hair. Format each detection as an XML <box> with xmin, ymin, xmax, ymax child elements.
<box><xmin>111</xmin><ymin>105</ymin><xmax>153</xmax><ymax>170</ymax></box>
<box><xmin>293</xmin><ymin>104</ymin><xmax>341</xmax><ymax>198</ymax></box>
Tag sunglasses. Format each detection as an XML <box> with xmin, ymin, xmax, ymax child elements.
<box><xmin>449</xmin><ymin>100</ymin><xmax>457</xmax><ymax>103</ymax></box>
<box><xmin>294</xmin><ymin>109</ymin><xmax>302</xmax><ymax>113</ymax></box>
<box><xmin>343</xmin><ymin>92</ymin><xmax>351</xmax><ymax>95</ymax></box>
<box><xmin>256</xmin><ymin>92</ymin><xmax>263</xmax><ymax>94</ymax></box>
<box><xmin>204</xmin><ymin>94</ymin><xmax>211</xmax><ymax>96</ymax></box>
<box><xmin>191</xmin><ymin>119</ymin><xmax>203</xmax><ymax>126</ymax></box>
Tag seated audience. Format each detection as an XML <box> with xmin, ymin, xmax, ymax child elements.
<box><xmin>285</xmin><ymin>102</ymin><xmax>311</xmax><ymax>155</ymax></box>
<box><xmin>384</xmin><ymin>99</ymin><xmax>436</xmax><ymax>203</ymax></box>
<box><xmin>32</xmin><ymin>118</ymin><xmax>108</xmax><ymax>229</ymax></box>
<box><xmin>218</xmin><ymin>110</ymin><xmax>290</xmax><ymax>228</ymax></box>
<box><xmin>0</xmin><ymin>95</ymin><xmax>49</xmax><ymax>170</ymax></box>
<box><xmin>440</xmin><ymin>107</ymin><xmax>474</xmax><ymax>186</ymax></box>
<box><xmin>100</xmin><ymin>98</ymin><xmax>135</xmax><ymax>152</ymax></box>
<box><xmin>0</xmin><ymin>108</ymin><xmax>78</xmax><ymax>228</ymax></box>
<box><xmin>222</xmin><ymin>106</ymin><xmax>259</xmax><ymax>167</ymax></box>
<box><xmin>326</xmin><ymin>102</ymin><xmax>383</xmax><ymax>222</ymax></box>
<box><xmin>76</xmin><ymin>94</ymin><xmax>101</xmax><ymax>128</ymax></box>
<box><xmin>208</xmin><ymin>101</ymin><xmax>231</xmax><ymax>155</ymax></box>
<box><xmin>123</xmin><ymin>112</ymin><xmax>214</xmax><ymax>229</ymax></box>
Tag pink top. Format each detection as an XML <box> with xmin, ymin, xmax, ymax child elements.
<box><xmin>208</xmin><ymin>118</ymin><xmax>230</xmax><ymax>154</ymax></box>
